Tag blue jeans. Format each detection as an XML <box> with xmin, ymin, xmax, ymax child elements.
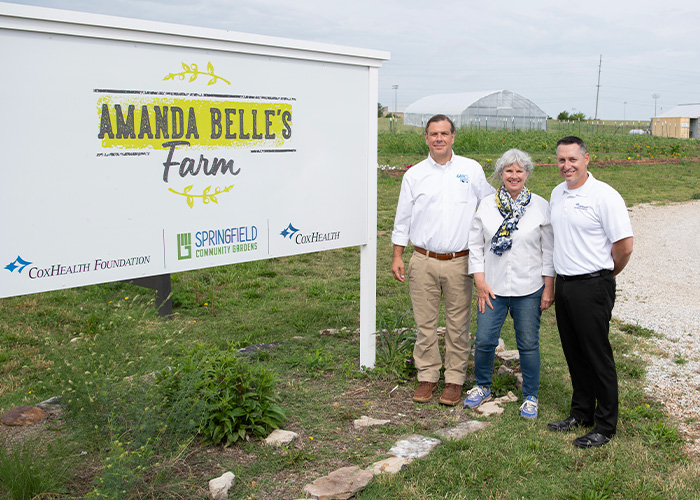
<box><xmin>473</xmin><ymin>286</ymin><xmax>543</xmax><ymax>398</ymax></box>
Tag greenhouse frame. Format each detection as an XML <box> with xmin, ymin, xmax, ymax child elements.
<box><xmin>403</xmin><ymin>90</ymin><xmax>547</xmax><ymax>131</ymax></box>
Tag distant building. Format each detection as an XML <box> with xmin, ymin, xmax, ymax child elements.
<box><xmin>403</xmin><ymin>90</ymin><xmax>547</xmax><ymax>131</ymax></box>
<box><xmin>651</xmin><ymin>104</ymin><xmax>700</xmax><ymax>139</ymax></box>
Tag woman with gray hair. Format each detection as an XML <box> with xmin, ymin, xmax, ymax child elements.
<box><xmin>463</xmin><ymin>149</ymin><xmax>555</xmax><ymax>419</ymax></box>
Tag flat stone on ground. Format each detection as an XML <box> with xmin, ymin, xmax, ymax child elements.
<box><xmin>389</xmin><ymin>434</ymin><xmax>441</xmax><ymax>459</ymax></box>
<box><xmin>302</xmin><ymin>466</ymin><xmax>373</xmax><ymax>500</ymax></box>
<box><xmin>435</xmin><ymin>420</ymin><xmax>490</xmax><ymax>440</ymax></box>
<box><xmin>1</xmin><ymin>406</ymin><xmax>46</xmax><ymax>426</ymax></box>
<box><xmin>353</xmin><ymin>415</ymin><xmax>390</xmax><ymax>429</ymax></box>
<box><xmin>493</xmin><ymin>391</ymin><xmax>518</xmax><ymax>403</ymax></box>
<box><xmin>368</xmin><ymin>456</ymin><xmax>412</xmax><ymax>475</ymax></box>
<box><xmin>475</xmin><ymin>402</ymin><xmax>504</xmax><ymax>416</ymax></box>
<box><xmin>237</xmin><ymin>342</ymin><xmax>283</xmax><ymax>354</ymax></box>
<box><xmin>264</xmin><ymin>429</ymin><xmax>298</xmax><ymax>446</ymax></box>
<box><xmin>208</xmin><ymin>471</ymin><xmax>235</xmax><ymax>500</ymax></box>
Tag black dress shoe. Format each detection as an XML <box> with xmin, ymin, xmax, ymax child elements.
<box><xmin>547</xmin><ymin>416</ymin><xmax>593</xmax><ymax>432</ymax></box>
<box><xmin>573</xmin><ymin>431</ymin><xmax>613</xmax><ymax>448</ymax></box>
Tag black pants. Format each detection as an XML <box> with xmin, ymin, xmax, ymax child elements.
<box><xmin>555</xmin><ymin>274</ymin><xmax>617</xmax><ymax>436</ymax></box>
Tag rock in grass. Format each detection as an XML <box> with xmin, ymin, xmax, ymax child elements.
<box><xmin>302</xmin><ymin>466</ymin><xmax>373</xmax><ymax>499</ymax></box>
<box><xmin>389</xmin><ymin>435</ymin><xmax>441</xmax><ymax>459</ymax></box>
<box><xmin>493</xmin><ymin>391</ymin><xmax>518</xmax><ymax>404</ymax></box>
<box><xmin>368</xmin><ymin>456</ymin><xmax>412</xmax><ymax>475</ymax></box>
<box><xmin>1</xmin><ymin>406</ymin><xmax>46</xmax><ymax>426</ymax></box>
<box><xmin>435</xmin><ymin>420</ymin><xmax>490</xmax><ymax>440</ymax></box>
<box><xmin>353</xmin><ymin>415</ymin><xmax>390</xmax><ymax>429</ymax></box>
<box><xmin>209</xmin><ymin>471</ymin><xmax>235</xmax><ymax>500</ymax></box>
<box><xmin>264</xmin><ymin>429</ymin><xmax>299</xmax><ymax>446</ymax></box>
<box><xmin>475</xmin><ymin>402</ymin><xmax>504</xmax><ymax>416</ymax></box>
<box><xmin>496</xmin><ymin>349</ymin><xmax>520</xmax><ymax>364</ymax></box>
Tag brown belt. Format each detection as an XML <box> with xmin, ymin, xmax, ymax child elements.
<box><xmin>414</xmin><ymin>246</ymin><xmax>469</xmax><ymax>260</ymax></box>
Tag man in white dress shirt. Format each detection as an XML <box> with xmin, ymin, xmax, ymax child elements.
<box><xmin>391</xmin><ymin>114</ymin><xmax>495</xmax><ymax>405</ymax></box>
<box><xmin>547</xmin><ymin>136</ymin><xmax>633</xmax><ymax>448</ymax></box>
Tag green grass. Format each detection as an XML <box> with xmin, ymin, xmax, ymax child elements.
<box><xmin>1</xmin><ymin>131</ymin><xmax>700</xmax><ymax>498</ymax></box>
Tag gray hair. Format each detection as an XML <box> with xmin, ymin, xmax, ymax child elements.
<box><xmin>492</xmin><ymin>149</ymin><xmax>535</xmax><ymax>185</ymax></box>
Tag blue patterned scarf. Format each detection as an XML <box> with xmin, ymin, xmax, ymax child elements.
<box><xmin>490</xmin><ymin>186</ymin><xmax>531</xmax><ymax>256</ymax></box>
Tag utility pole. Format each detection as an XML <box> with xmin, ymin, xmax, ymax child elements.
<box><xmin>652</xmin><ymin>93</ymin><xmax>660</xmax><ymax>117</ymax></box>
<box><xmin>594</xmin><ymin>54</ymin><xmax>602</xmax><ymax>120</ymax></box>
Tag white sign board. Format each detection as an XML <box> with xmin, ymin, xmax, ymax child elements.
<box><xmin>0</xmin><ymin>3</ymin><xmax>387</xmax><ymax>367</ymax></box>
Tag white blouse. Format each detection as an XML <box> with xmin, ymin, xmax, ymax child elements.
<box><xmin>468</xmin><ymin>192</ymin><xmax>555</xmax><ymax>297</ymax></box>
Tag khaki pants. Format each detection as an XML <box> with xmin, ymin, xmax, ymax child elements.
<box><xmin>408</xmin><ymin>251</ymin><xmax>473</xmax><ymax>385</ymax></box>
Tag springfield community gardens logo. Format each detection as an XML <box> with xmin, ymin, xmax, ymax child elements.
<box><xmin>96</xmin><ymin>61</ymin><xmax>294</xmax><ymax>209</ymax></box>
<box><xmin>279</xmin><ymin>223</ymin><xmax>340</xmax><ymax>245</ymax></box>
<box><xmin>177</xmin><ymin>224</ymin><xmax>258</xmax><ymax>260</ymax></box>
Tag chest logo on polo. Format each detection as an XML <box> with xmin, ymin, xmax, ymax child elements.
<box><xmin>456</xmin><ymin>173</ymin><xmax>470</xmax><ymax>184</ymax></box>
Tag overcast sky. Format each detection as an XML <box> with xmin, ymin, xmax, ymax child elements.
<box><xmin>6</xmin><ymin>0</ymin><xmax>700</xmax><ymax>121</ymax></box>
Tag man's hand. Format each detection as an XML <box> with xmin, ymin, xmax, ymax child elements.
<box><xmin>392</xmin><ymin>245</ymin><xmax>406</xmax><ymax>282</ymax></box>
<box><xmin>540</xmin><ymin>276</ymin><xmax>555</xmax><ymax>311</ymax></box>
<box><xmin>612</xmin><ymin>237</ymin><xmax>633</xmax><ymax>277</ymax></box>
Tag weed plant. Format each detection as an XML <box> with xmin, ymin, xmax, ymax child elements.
<box><xmin>0</xmin><ymin>438</ymin><xmax>76</xmax><ymax>500</ymax></box>
<box><xmin>156</xmin><ymin>343</ymin><xmax>287</xmax><ymax>446</ymax></box>
<box><xmin>373</xmin><ymin>307</ymin><xmax>417</xmax><ymax>380</ymax></box>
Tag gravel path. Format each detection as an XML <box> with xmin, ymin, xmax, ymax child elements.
<box><xmin>613</xmin><ymin>200</ymin><xmax>700</xmax><ymax>456</ymax></box>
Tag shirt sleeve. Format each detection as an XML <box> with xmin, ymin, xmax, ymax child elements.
<box><xmin>540</xmin><ymin>202</ymin><xmax>555</xmax><ymax>277</ymax></box>
<box><xmin>599</xmin><ymin>189</ymin><xmax>634</xmax><ymax>243</ymax></box>
<box><xmin>474</xmin><ymin>164</ymin><xmax>496</xmax><ymax>200</ymax></box>
<box><xmin>468</xmin><ymin>205</ymin><xmax>487</xmax><ymax>274</ymax></box>
<box><xmin>391</xmin><ymin>175</ymin><xmax>413</xmax><ymax>247</ymax></box>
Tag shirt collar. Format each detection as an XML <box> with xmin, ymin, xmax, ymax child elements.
<box><xmin>563</xmin><ymin>171</ymin><xmax>595</xmax><ymax>195</ymax></box>
<box><xmin>427</xmin><ymin>151</ymin><xmax>454</xmax><ymax>168</ymax></box>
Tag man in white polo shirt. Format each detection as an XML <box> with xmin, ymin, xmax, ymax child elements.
<box><xmin>391</xmin><ymin>114</ymin><xmax>494</xmax><ymax>406</ymax></box>
<box><xmin>547</xmin><ymin>136</ymin><xmax>633</xmax><ymax>448</ymax></box>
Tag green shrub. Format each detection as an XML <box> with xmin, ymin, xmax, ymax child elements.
<box><xmin>156</xmin><ymin>343</ymin><xmax>287</xmax><ymax>446</ymax></box>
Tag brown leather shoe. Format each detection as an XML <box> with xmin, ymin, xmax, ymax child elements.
<box><xmin>413</xmin><ymin>381</ymin><xmax>437</xmax><ymax>403</ymax></box>
<box><xmin>439</xmin><ymin>383</ymin><xmax>463</xmax><ymax>406</ymax></box>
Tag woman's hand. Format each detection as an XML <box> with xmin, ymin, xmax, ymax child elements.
<box><xmin>473</xmin><ymin>272</ymin><xmax>495</xmax><ymax>314</ymax></box>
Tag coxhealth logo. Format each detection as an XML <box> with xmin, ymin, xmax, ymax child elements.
<box><xmin>280</xmin><ymin>223</ymin><xmax>299</xmax><ymax>239</ymax></box>
<box><xmin>279</xmin><ymin>222</ymin><xmax>341</xmax><ymax>245</ymax></box>
<box><xmin>5</xmin><ymin>256</ymin><xmax>32</xmax><ymax>273</ymax></box>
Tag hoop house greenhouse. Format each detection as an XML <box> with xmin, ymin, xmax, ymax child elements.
<box><xmin>403</xmin><ymin>90</ymin><xmax>547</xmax><ymax>131</ymax></box>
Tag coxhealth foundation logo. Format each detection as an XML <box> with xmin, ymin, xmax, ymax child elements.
<box><xmin>178</xmin><ymin>224</ymin><xmax>259</xmax><ymax>259</ymax></box>
<box><xmin>5</xmin><ymin>256</ymin><xmax>32</xmax><ymax>273</ymax></box>
<box><xmin>279</xmin><ymin>223</ymin><xmax>341</xmax><ymax>245</ymax></box>
<box><xmin>5</xmin><ymin>254</ymin><xmax>150</xmax><ymax>279</ymax></box>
